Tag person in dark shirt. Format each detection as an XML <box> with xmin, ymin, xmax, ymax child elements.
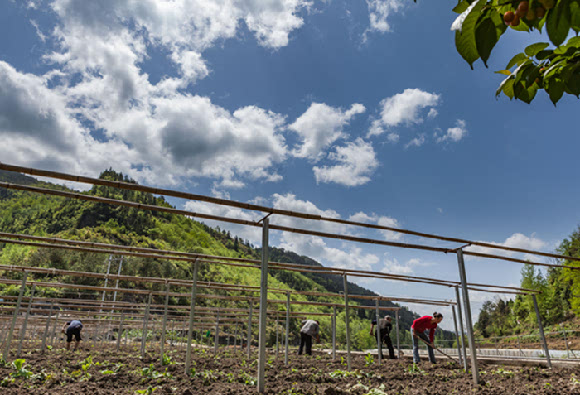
<box><xmin>370</xmin><ymin>315</ymin><xmax>396</xmax><ymax>359</ymax></box>
<box><xmin>411</xmin><ymin>312</ymin><xmax>443</xmax><ymax>364</ymax></box>
<box><xmin>62</xmin><ymin>319</ymin><xmax>83</xmax><ymax>351</ymax></box>
<box><xmin>298</xmin><ymin>320</ymin><xmax>320</xmax><ymax>356</ymax></box>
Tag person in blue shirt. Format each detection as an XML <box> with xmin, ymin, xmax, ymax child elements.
<box><xmin>62</xmin><ymin>319</ymin><xmax>83</xmax><ymax>351</ymax></box>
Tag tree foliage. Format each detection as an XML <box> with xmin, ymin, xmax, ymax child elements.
<box><xmin>441</xmin><ymin>0</ymin><xmax>580</xmax><ymax>104</ymax></box>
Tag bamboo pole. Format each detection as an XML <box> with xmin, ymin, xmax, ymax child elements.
<box><xmin>140</xmin><ymin>293</ymin><xmax>152</xmax><ymax>357</ymax></box>
<box><xmin>457</xmin><ymin>249</ymin><xmax>479</xmax><ymax>384</ymax></box>
<box><xmin>375</xmin><ymin>299</ymin><xmax>382</xmax><ymax>365</ymax></box>
<box><xmin>332</xmin><ymin>305</ymin><xmax>337</xmax><ymax>361</ymax></box>
<box><xmin>17</xmin><ymin>283</ymin><xmax>35</xmax><ymax>357</ymax></box>
<box><xmin>3</xmin><ymin>273</ymin><xmax>27</xmax><ymax>360</ymax></box>
<box><xmin>532</xmin><ymin>294</ymin><xmax>552</xmax><ymax>368</ymax></box>
<box><xmin>257</xmin><ymin>217</ymin><xmax>269</xmax><ymax>394</ymax></box>
<box><xmin>285</xmin><ymin>292</ymin><xmax>290</xmax><ymax>366</ymax></box>
<box><xmin>343</xmin><ymin>274</ymin><xmax>351</xmax><ymax>371</ymax></box>
<box><xmin>247</xmin><ymin>301</ymin><xmax>253</xmax><ymax>359</ymax></box>
<box><xmin>160</xmin><ymin>282</ymin><xmax>170</xmax><ymax>362</ymax></box>
<box><xmin>185</xmin><ymin>259</ymin><xmax>199</xmax><ymax>373</ymax></box>
<box><xmin>1</xmin><ymin>162</ymin><xmax>574</xmax><ymax>265</ymax></box>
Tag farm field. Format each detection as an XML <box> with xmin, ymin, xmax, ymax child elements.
<box><xmin>1</xmin><ymin>346</ymin><xmax>579</xmax><ymax>394</ymax></box>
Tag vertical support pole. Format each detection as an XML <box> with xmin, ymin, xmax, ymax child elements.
<box><xmin>563</xmin><ymin>330</ymin><xmax>570</xmax><ymax>359</ymax></box>
<box><xmin>275</xmin><ymin>320</ymin><xmax>279</xmax><ymax>358</ymax></box>
<box><xmin>375</xmin><ymin>299</ymin><xmax>382</xmax><ymax>365</ymax></box>
<box><xmin>102</xmin><ymin>254</ymin><xmax>112</xmax><ymax>303</ymax></box>
<box><xmin>457</xmin><ymin>249</ymin><xmax>479</xmax><ymax>384</ymax></box>
<box><xmin>117</xmin><ymin>310</ymin><xmax>125</xmax><ymax>351</ymax></box>
<box><xmin>140</xmin><ymin>293</ymin><xmax>152</xmax><ymax>357</ymax></box>
<box><xmin>285</xmin><ymin>292</ymin><xmax>290</xmax><ymax>366</ymax></box>
<box><xmin>41</xmin><ymin>301</ymin><xmax>54</xmax><ymax>353</ymax></box>
<box><xmin>234</xmin><ymin>325</ymin><xmax>238</xmax><ymax>351</ymax></box>
<box><xmin>343</xmin><ymin>274</ymin><xmax>351</xmax><ymax>371</ymax></box>
<box><xmin>395</xmin><ymin>309</ymin><xmax>400</xmax><ymax>359</ymax></box>
<box><xmin>247</xmin><ymin>301</ymin><xmax>253</xmax><ymax>359</ymax></box>
<box><xmin>214</xmin><ymin>310</ymin><xmax>220</xmax><ymax>356</ymax></box>
<box><xmin>50</xmin><ymin>310</ymin><xmax>59</xmax><ymax>347</ymax></box>
<box><xmin>332</xmin><ymin>305</ymin><xmax>337</xmax><ymax>361</ymax></box>
<box><xmin>451</xmin><ymin>305</ymin><xmax>463</xmax><ymax>366</ymax></box>
<box><xmin>532</xmin><ymin>294</ymin><xmax>551</xmax><ymax>368</ymax></box>
<box><xmin>455</xmin><ymin>287</ymin><xmax>468</xmax><ymax>370</ymax></box>
<box><xmin>18</xmin><ymin>284</ymin><xmax>35</xmax><ymax>357</ymax></box>
<box><xmin>170</xmin><ymin>320</ymin><xmax>175</xmax><ymax>347</ymax></box>
<box><xmin>3</xmin><ymin>272</ymin><xmax>27</xmax><ymax>360</ymax></box>
<box><xmin>185</xmin><ymin>259</ymin><xmax>199</xmax><ymax>373</ymax></box>
<box><xmin>257</xmin><ymin>217</ymin><xmax>269</xmax><ymax>394</ymax></box>
<box><xmin>113</xmin><ymin>257</ymin><xmax>123</xmax><ymax>303</ymax></box>
<box><xmin>160</xmin><ymin>282</ymin><xmax>170</xmax><ymax>362</ymax></box>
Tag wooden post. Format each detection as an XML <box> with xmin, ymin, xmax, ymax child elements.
<box><xmin>41</xmin><ymin>302</ymin><xmax>54</xmax><ymax>354</ymax></box>
<box><xmin>343</xmin><ymin>274</ymin><xmax>351</xmax><ymax>371</ymax></box>
<box><xmin>451</xmin><ymin>305</ymin><xmax>463</xmax><ymax>366</ymax></box>
<box><xmin>247</xmin><ymin>301</ymin><xmax>253</xmax><ymax>359</ymax></box>
<box><xmin>457</xmin><ymin>249</ymin><xmax>479</xmax><ymax>384</ymax></box>
<box><xmin>375</xmin><ymin>299</ymin><xmax>382</xmax><ymax>364</ymax></box>
<box><xmin>275</xmin><ymin>320</ymin><xmax>279</xmax><ymax>358</ymax></box>
<box><xmin>455</xmin><ymin>287</ymin><xmax>468</xmax><ymax>370</ymax></box>
<box><xmin>332</xmin><ymin>305</ymin><xmax>337</xmax><ymax>360</ymax></box>
<box><xmin>116</xmin><ymin>310</ymin><xmax>125</xmax><ymax>351</ymax></box>
<box><xmin>140</xmin><ymin>293</ymin><xmax>152</xmax><ymax>357</ymax></box>
<box><xmin>285</xmin><ymin>292</ymin><xmax>290</xmax><ymax>366</ymax></box>
<box><xmin>170</xmin><ymin>320</ymin><xmax>175</xmax><ymax>348</ymax></box>
<box><xmin>50</xmin><ymin>310</ymin><xmax>59</xmax><ymax>347</ymax></box>
<box><xmin>3</xmin><ymin>272</ymin><xmax>27</xmax><ymax>360</ymax></box>
<box><xmin>185</xmin><ymin>259</ymin><xmax>199</xmax><ymax>373</ymax></box>
<box><xmin>395</xmin><ymin>309</ymin><xmax>400</xmax><ymax>359</ymax></box>
<box><xmin>214</xmin><ymin>310</ymin><xmax>220</xmax><ymax>356</ymax></box>
<box><xmin>160</xmin><ymin>282</ymin><xmax>170</xmax><ymax>362</ymax></box>
<box><xmin>18</xmin><ymin>284</ymin><xmax>35</xmax><ymax>357</ymax></box>
<box><xmin>532</xmin><ymin>294</ymin><xmax>551</xmax><ymax>368</ymax></box>
<box><xmin>234</xmin><ymin>325</ymin><xmax>238</xmax><ymax>352</ymax></box>
<box><xmin>257</xmin><ymin>217</ymin><xmax>269</xmax><ymax>394</ymax></box>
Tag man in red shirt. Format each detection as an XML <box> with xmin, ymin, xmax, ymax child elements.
<box><xmin>411</xmin><ymin>312</ymin><xmax>443</xmax><ymax>364</ymax></box>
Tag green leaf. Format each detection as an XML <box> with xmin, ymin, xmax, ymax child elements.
<box><xmin>567</xmin><ymin>36</ymin><xmax>580</xmax><ymax>48</ymax></box>
<box><xmin>548</xmin><ymin>78</ymin><xmax>565</xmax><ymax>105</ymax></box>
<box><xmin>506</xmin><ymin>53</ymin><xmax>528</xmax><ymax>70</ymax></box>
<box><xmin>536</xmin><ymin>50</ymin><xmax>554</xmax><ymax>60</ymax></box>
<box><xmin>453</xmin><ymin>0</ymin><xmax>471</xmax><ymax>14</ymax></box>
<box><xmin>568</xmin><ymin>74</ymin><xmax>580</xmax><ymax>96</ymax></box>
<box><xmin>455</xmin><ymin>0</ymin><xmax>485</xmax><ymax>68</ymax></box>
<box><xmin>546</xmin><ymin>0</ymin><xmax>572</xmax><ymax>47</ymax></box>
<box><xmin>476</xmin><ymin>17</ymin><xmax>499</xmax><ymax>66</ymax></box>
<box><xmin>571</xmin><ymin>1</ymin><xmax>580</xmax><ymax>32</ymax></box>
<box><xmin>495</xmin><ymin>70</ymin><xmax>512</xmax><ymax>75</ymax></box>
<box><xmin>524</xmin><ymin>42</ymin><xmax>550</xmax><ymax>57</ymax></box>
<box><xmin>503</xmin><ymin>79</ymin><xmax>515</xmax><ymax>99</ymax></box>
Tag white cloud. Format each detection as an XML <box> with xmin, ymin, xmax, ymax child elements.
<box><xmin>404</xmin><ymin>133</ymin><xmax>426</xmax><ymax>149</ymax></box>
<box><xmin>387</xmin><ymin>132</ymin><xmax>400</xmax><ymax>143</ymax></box>
<box><xmin>184</xmin><ymin>200</ymin><xmax>263</xmax><ymax>245</ymax></box>
<box><xmin>381</xmin><ymin>257</ymin><xmax>413</xmax><ymax>275</ymax></box>
<box><xmin>427</xmin><ymin>108</ymin><xmax>438</xmax><ymax>119</ymax></box>
<box><xmin>312</xmin><ymin>138</ymin><xmax>378</xmax><ymax>186</ymax></box>
<box><xmin>368</xmin><ymin>89</ymin><xmax>440</xmax><ymax>137</ymax></box>
<box><xmin>377</xmin><ymin>216</ymin><xmax>402</xmax><ymax>241</ymax></box>
<box><xmin>465</xmin><ymin>233</ymin><xmax>547</xmax><ymax>258</ymax></box>
<box><xmin>0</xmin><ymin>0</ymin><xmax>316</xmax><ymax>188</ymax></box>
<box><xmin>365</xmin><ymin>0</ymin><xmax>405</xmax><ymax>34</ymax></box>
<box><xmin>290</xmin><ymin>103</ymin><xmax>365</xmax><ymax>160</ymax></box>
<box><xmin>436</xmin><ymin>119</ymin><xmax>468</xmax><ymax>143</ymax></box>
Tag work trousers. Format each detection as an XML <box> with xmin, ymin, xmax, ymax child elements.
<box><xmin>411</xmin><ymin>328</ymin><xmax>436</xmax><ymax>364</ymax></box>
<box><xmin>375</xmin><ymin>330</ymin><xmax>396</xmax><ymax>359</ymax></box>
<box><xmin>298</xmin><ymin>332</ymin><xmax>312</xmax><ymax>355</ymax></box>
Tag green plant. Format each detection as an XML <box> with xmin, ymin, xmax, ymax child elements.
<box><xmin>406</xmin><ymin>363</ymin><xmax>427</xmax><ymax>376</ymax></box>
<box><xmin>11</xmin><ymin>359</ymin><xmax>33</xmax><ymax>379</ymax></box>
<box><xmin>161</xmin><ymin>353</ymin><xmax>173</xmax><ymax>366</ymax></box>
<box><xmin>364</xmin><ymin>353</ymin><xmax>374</xmax><ymax>366</ymax></box>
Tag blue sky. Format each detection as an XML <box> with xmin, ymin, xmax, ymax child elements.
<box><xmin>1</xmin><ymin>0</ymin><xmax>579</xmax><ymax>329</ymax></box>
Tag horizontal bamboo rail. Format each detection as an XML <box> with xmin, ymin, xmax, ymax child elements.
<box><xmin>1</xmin><ymin>162</ymin><xmax>575</xmax><ymax>264</ymax></box>
<box><xmin>0</xmin><ymin>181</ymin><xmax>571</xmax><ymax>272</ymax></box>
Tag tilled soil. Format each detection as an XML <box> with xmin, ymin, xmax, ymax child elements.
<box><xmin>1</xmin><ymin>345</ymin><xmax>580</xmax><ymax>394</ymax></box>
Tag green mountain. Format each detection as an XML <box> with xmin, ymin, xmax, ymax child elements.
<box><xmin>0</xmin><ymin>169</ymin><xmax>454</xmax><ymax>347</ymax></box>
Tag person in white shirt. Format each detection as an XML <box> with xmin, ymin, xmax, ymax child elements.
<box><xmin>298</xmin><ymin>319</ymin><xmax>320</xmax><ymax>355</ymax></box>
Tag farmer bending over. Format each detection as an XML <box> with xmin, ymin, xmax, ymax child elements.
<box><xmin>370</xmin><ymin>315</ymin><xmax>396</xmax><ymax>359</ymax></box>
<box><xmin>411</xmin><ymin>312</ymin><xmax>443</xmax><ymax>364</ymax></box>
<box><xmin>62</xmin><ymin>319</ymin><xmax>83</xmax><ymax>351</ymax></box>
<box><xmin>298</xmin><ymin>319</ymin><xmax>320</xmax><ymax>356</ymax></box>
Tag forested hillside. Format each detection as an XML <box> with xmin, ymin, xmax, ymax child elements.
<box><xmin>0</xmin><ymin>169</ymin><xmax>453</xmax><ymax>349</ymax></box>
<box><xmin>475</xmin><ymin>227</ymin><xmax>580</xmax><ymax>339</ymax></box>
